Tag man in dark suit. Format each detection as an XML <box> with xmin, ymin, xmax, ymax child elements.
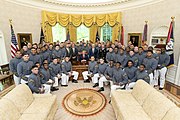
<box><xmin>130</xmin><ymin>37</ymin><xmax>139</xmax><ymax>47</ymax></box>
<box><xmin>65</xmin><ymin>43</ymin><xmax>73</xmax><ymax>59</ymax></box>
<box><xmin>89</xmin><ymin>44</ymin><xmax>98</xmax><ymax>60</ymax></box>
<box><xmin>71</xmin><ymin>43</ymin><xmax>79</xmax><ymax>62</ymax></box>
<box><xmin>98</xmin><ymin>44</ymin><xmax>107</xmax><ymax>61</ymax></box>
<box><xmin>79</xmin><ymin>50</ymin><xmax>89</xmax><ymax>63</ymax></box>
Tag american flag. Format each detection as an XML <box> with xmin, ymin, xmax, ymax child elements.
<box><xmin>166</xmin><ymin>19</ymin><xmax>175</xmax><ymax>66</ymax></box>
<box><xmin>120</xmin><ymin>25</ymin><xmax>124</xmax><ymax>45</ymax></box>
<box><xmin>10</xmin><ymin>24</ymin><xmax>18</xmax><ymax>58</ymax></box>
<box><xmin>142</xmin><ymin>22</ymin><xmax>148</xmax><ymax>42</ymax></box>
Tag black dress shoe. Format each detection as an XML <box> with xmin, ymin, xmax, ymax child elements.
<box><xmin>72</xmin><ymin>79</ymin><xmax>78</xmax><ymax>83</ymax></box>
<box><xmin>159</xmin><ymin>87</ymin><xmax>163</xmax><ymax>90</ymax></box>
<box><xmin>93</xmin><ymin>83</ymin><xmax>99</xmax><ymax>88</ymax></box>
<box><xmin>97</xmin><ymin>87</ymin><xmax>104</xmax><ymax>92</ymax></box>
<box><xmin>84</xmin><ymin>79</ymin><xmax>90</xmax><ymax>83</ymax></box>
<box><xmin>109</xmin><ymin>100</ymin><xmax>111</xmax><ymax>104</ymax></box>
<box><xmin>51</xmin><ymin>87</ymin><xmax>59</xmax><ymax>91</ymax></box>
<box><xmin>61</xmin><ymin>85</ymin><xmax>68</xmax><ymax>87</ymax></box>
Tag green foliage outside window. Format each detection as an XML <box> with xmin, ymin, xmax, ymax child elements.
<box><xmin>101</xmin><ymin>23</ymin><xmax>112</xmax><ymax>42</ymax></box>
<box><xmin>77</xmin><ymin>24</ymin><xmax>89</xmax><ymax>42</ymax></box>
<box><xmin>52</xmin><ymin>23</ymin><xmax>66</xmax><ymax>42</ymax></box>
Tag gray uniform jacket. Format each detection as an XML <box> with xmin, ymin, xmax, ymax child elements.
<box><xmin>104</xmin><ymin>66</ymin><xmax>114</xmax><ymax>79</ymax></box>
<box><xmin>126</xmin><ymin>55</ymin><xmax>138</xmax><ymax>67</ymax></box>
<box><xmin>40</xmin><ymin>67</ymin><xmax>54</xmax><ymax>84</ymax></box>
<box><xmin>17</xmin><ymin>60</ymin><xmax>34</xmax><ymax>79</ymax></box>
<box><xmin>52</xmin><ymin>50</ymin><xmax>61</xmax><ymax>58</ymax></box>
<box><xmin>142</xmin><ymin>57</ymin><xmax>158</xmax><ymax>74</ymax></box>
<box><xmin>117</xmin><ymin>54</ymin><xmax>127</xmax><ymax>68</ymax></box>
<box><xmin>29</xmin><ymin>54</ymin><xmax>42</xmax><ymax>65</ymax></box>
<box><xmin>49</xmin><ymin>62</ymin><xmax>62</xmax><ymax>77</ymax></box>
<box><xmin>112</xmin><ymin>52</ymin><xmax>119</xmax><ymax>63</ymax></box>
<box><xmin>41</xmin><ymin>50</ymin><xmax>50</xmax><ymax>63</ymax></box>
<box><xmin>135</xmin><ymin>53</ymin><xmax>146</xmax><ymax>66</ymax></box>
<box><xmin>124</xmin><ymin>66</ymin><xmax>137</xmax><ymax>82</ymax></box>
<box><xmin>28</xmin><ymin>73</ymin><xmax>42</xmax><ymax>93</ymax></box>
<box><xmin>88</xmin><ymin>61</ymin><xmax>98</xmax><ymax>74</ymax></box>
<box><xmin>136</xmin><ymin>70</ymin><xmax>150</xmax><ymax>83</ymax></box>
<box><xmin>112</xmin><ymin>68</ymin><xmax>128</xmax><ymax>84</ymax></box>
<box><xmin>158</xmin><ymin>53</ymin><xmax>170</xmax><ymax>69</ymax></box>
<box><xmin>106</xmin><ymin>52</ymin><xmax>114</xmax><ymax>63</ymax></box>
<box><xmin>98</xmin><ymin>63</ymin><xmax>107</xmax><ymax>75</ymax></box>
<box><xmin>47</xmin><ymin>49</ymin><xmax>53</xmax><ymax>61</ymax></box>
<box><xmin>9</xmin><ymin>57</ymin><xmax>22</xmax><ymax>76</ymax></box>
<box><xmin>60</xmin><ymin>48</ymin><xmax>66</xmax><ymax>59</ymax></box>
<box><xmin>62</xmin><ymin>61</ymin><xmax>72</xmax><ymax>75</ymax></box>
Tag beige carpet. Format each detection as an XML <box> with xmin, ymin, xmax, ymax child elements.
<box><xmin>53</xmin><ymin>81</ymin><xmax>116</xmax><ymax>120</ymax></box>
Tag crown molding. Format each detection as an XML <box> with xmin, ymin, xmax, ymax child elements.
<box><xmin>42</xmin><ymin>0</ymin><xmax>132</xmax><ymax>7</ymax></box>
<box><xmin>5</xmin><ymin>0</ymin><xmax>165</xmax><ymax>14</ymax></box>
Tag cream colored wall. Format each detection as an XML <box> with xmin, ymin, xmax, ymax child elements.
<box><xmin>122</xmin><ymin>0</ymin><xmax>180</xmax><ymax>65</ymax></box>
<box><xmin>0</xmin><ymin>0</ymin><xmax>41</xmax><ymax>61</ymax></box>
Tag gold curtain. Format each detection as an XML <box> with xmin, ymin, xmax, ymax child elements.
<box><xmin>112</xmin><ymin>23</ymin><xmax>120</xmax><ymax>43</ymax></box>
<box><xmin>44</xmin><ymin>23</ymin><xmax>53</xmax><ymax>43</ymax></box>
<box><xmin>90</xmin><ymin>24</ymin><xmax>97</xmax><ymax>43</ymax></box>
<box><xmin>71</xmin><ymin>14</ymin><xmax>82</xmax><ymax>27</ymax></box>
<box><xmin>67</xmin><ymin>24</ymin><xmax>77</xmax><ymax>43</ymax></box>
<box><xmin>58</xmin><ymin>13</ymin><xmax>69</xmax><ymax>27</ymax></box>
<box><xmin>41</xmin><ymin>10</ymin><xmax>122</xmax><ymax>43</ymax></box>
<box><xmin>83</xmin><ymin>15</ymin><xmax>95</xmax><ymax>27</ymax></box>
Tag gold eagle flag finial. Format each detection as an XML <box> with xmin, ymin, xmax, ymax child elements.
<box><xmin>9</xmin><ymin>19</ymin><xmax>12</xmax><ymax>25</ymax></box>
<box><xmin>171</xmin><ymin>16</ymin><xmax>175</xmax><ymax>21</ymax></box>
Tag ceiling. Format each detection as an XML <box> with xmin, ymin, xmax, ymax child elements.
<box><xmin>54</xmin><ymin>0</ymin><xmax>115</xmax><ymax>4</ymax></box>
<box><xmin>6</xmin><ymin>0</ymin><xmax>164</xmax><ymax>14</ymax></box>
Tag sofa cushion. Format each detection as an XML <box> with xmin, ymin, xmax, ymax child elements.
<box><xmin>19</xmin><ymin>113</ymin><xmax>47</xmax><ymax>120</ymax></box>
<box><xmin>111</xmin><ymin>90</ymin><xmax>140</xmax><ymax>106</ymax></box>
<box><xmin>162</xmin><ymin>107</ymin><xmax>180</xmax><ymax>120</ymax></box>
<box><xmin>118</xmin><ymin>105</ymin><xmax>151</xmax><ymax>120</ymax></box>
<box><xmin>23</xmin><ymin>95</ymin><xmax>57</xmax><ymax>115</ymax></box>
<box><xmin>143</xmin><ymin>91</ymin><xmax>176</xmax><ymax>120</ymax></box>
<box><xmin>0</xmin><ymin>99</ymin><xmax>21</xmax><ymax>120</ymax></box>
<box><xmin>3</xmin><ymin>84</ymin><xmax>34</xmax><ymax>113</ymax></box>
<box><xmin>132</xmin><ymin>80</ymin><xmax>155</xmax><ymax>105</ymax></box>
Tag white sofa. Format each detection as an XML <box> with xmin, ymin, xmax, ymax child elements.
<box><xmin>0</xmin><ymin>84</ymin><xmax>58</xmax><ymax>120</ymax></box>
<box><xmin>111</xmin><ymin>80</ymin><xmax>180</xmax><ymax>120</ymax></box>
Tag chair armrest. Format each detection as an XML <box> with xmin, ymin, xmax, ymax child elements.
<box><xmin>33</xmin><ymin>93</ymin><xmax>53</xmax><ymax>98</ymax></box>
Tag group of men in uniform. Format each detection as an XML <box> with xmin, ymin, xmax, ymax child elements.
<box><xmin>9</xmin><ymin>40</ymin><xmax>170</xmax><ymax>94</ymax></box>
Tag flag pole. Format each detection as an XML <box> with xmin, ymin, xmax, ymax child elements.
<box><xmin>142</xmin><ymin>20</ymin><xmax>148</xmax><ymax>46</ymax></box>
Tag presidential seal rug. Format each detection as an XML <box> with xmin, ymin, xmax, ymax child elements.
<box><xmin>62</xmin><ymin>88</ymin><xmax>107</xmax><ymax>116</ymax></box>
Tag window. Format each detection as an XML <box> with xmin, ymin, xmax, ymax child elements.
<box><xmin>52</xmin><ymin>23</ymin><xmax>66</xmax><ymax>42</ymax></box>
<box><xmin>101</xmin><ymin>23</ymin><xmax>112</xmax><ymax>42</ymax></box>
<box><xmin>77</xmin><ymin>24</ymin><xmax>89</xmax><ymax>42</ymax></box>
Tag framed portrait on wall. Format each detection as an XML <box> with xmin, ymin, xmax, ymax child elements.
<box><xmin>17</xmin><ymin>33</ymin><xmax>32</xmax><ymax>49</ymax></box>
<box><xmin>128</xmin><ymin>33</ymin><xmax>142</xmax><ymax>47</ymax></box>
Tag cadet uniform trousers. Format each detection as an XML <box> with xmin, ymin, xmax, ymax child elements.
<box><xmin>43</xmin><ymin>84</ymin><xmax>51</xmax><ymax>94</ymax></box>
<box><xmin>21</xmin><ymin>75</ymin><xmax>30</xmax><ymax>84</ymax></box>
<box><xmin>61</xmin><ymin>71</ymin><xmax>79</xmax><ymax>85</ymax></box>
<box><xmin>82</xmin><ymin>71</ymin><xmax>99</xmax><ymax>83</ymax></box>
<box><xmin>53</xmin><ymin>77</ymin><xmax>59</xmax><ymax>87</ymax></box>
<box><xmin>99</xmin><ymin>76</ymin><xmax>113</xmax><ymax>88</ymax></box>
<box><xmin>13</xmin><ymin>75</ymin><xmax>20</xmax><ymax>86</ymax></box>
<box><xmin>125</xmin><ymin>82</ymin><xmax>136</xmax><ymax>90</ymax></box>
<box><xmin>154</xmin><ymin>67</ymin><xmax>167</xmax><ymax>88</ymax></box>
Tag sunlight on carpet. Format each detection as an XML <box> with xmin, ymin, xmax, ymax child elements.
<box><xmin>52</xmin><ymin>80</ymin><xmax>116</xmax><ymax>120</ymax></box>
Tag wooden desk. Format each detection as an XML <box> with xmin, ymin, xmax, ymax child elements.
<box><xmin>0</xmin><ymin>73</ymin><xmax>15</xmax><ymax>97</ymax></box>
<box><xmin>72</xmin><ymin>65</ymin><xmax>88</xmax><ymax>80</ymax></box>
